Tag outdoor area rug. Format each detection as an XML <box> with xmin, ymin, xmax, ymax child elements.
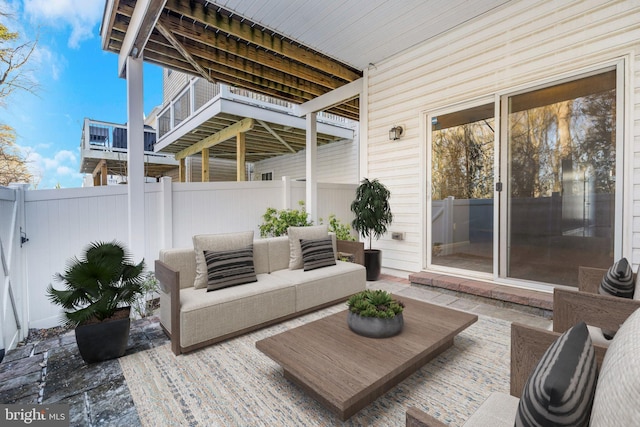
<box><xmin>119</xmin><ymin>305</ymin><xmax>511</xmax><ymax>426</ymax></box>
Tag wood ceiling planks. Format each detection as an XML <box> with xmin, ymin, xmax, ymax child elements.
<box><xmin>104</xmin><ymin>0</ymin><xmax>362</xmax><ymax>120</ymax></box>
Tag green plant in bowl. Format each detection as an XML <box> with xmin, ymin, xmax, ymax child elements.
<box><xmin>347</xmin><ymin>289</ymin><xmax>404</xmax><ymax>319</ymax></box>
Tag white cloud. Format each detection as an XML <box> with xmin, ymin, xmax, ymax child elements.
<box><xmin>55</xmin><ymin>165</ymin><xmax>75</xmax><ymax>176</ymax></box>
<box><xmin>21</xmin><ymin>146</ymin><xmax>81</xmax><ymax>188</ymax></box>
<box><xmin>24</xmin><ymin>0</ymin><xmax>103</xmax><ymax>48</ymax></box>
<box><xmin>30</xmin><ymin>45</ymin><xmax>66</xmax><ymax>81</ymax></box>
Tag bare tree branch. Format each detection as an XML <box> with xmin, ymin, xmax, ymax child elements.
<box><xmin>0</xmin><ymin>10</ymin><xmax>39</xmax><ymax>106</ymax></box>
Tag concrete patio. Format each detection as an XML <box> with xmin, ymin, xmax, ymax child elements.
<box><xmin>0</xmin><ymin>274</ymin><xmax>551</xmax><ymax>426</ymax></box>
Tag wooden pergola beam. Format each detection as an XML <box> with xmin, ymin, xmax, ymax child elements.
<box><xmin>92</xmin><ymin>159</ymin><xmax>108</xmax><ymax>186</ymax></box>
<box><xmin>175</xmin><ymin>118</ymin><xmax>254</xmax><ymax>160</ymax></box>
<box><xmin>179</xmin><ymin>158</ymin><xmax>186</xmax><ymax>182</ymax></box>
<box><xmin>201</xmin><ymin>148</ymin><xmax>209</xmax><ymax>182</ymax></box>
<box><xmin>237</xmin><ymin>133</ymin><xmax>246</xmax><ymax>181</ymax></box>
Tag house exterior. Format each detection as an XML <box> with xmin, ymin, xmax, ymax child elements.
<box><xmin>155</xmin><ymin>70</ymin><xmax>359</xmax><ymax>183</ymax></box>
<box><xmin>363</xmin><ymin>0</ymin><xmax>639</xmax><ymax>290</ymax></box>
<box><xmin>97</xmin><ymin>0</ymin><xmax>640</xmax><ymax>291</ymax></box>
<box><xmin>79</xmin><ymin>117</ymin><xmax>178</xmax><ymax>185</ymax></box>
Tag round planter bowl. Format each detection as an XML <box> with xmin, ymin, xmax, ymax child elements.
<box><xmin>347</xmin><ymin>311</ymin><xmax>404</xmax><ymax>338</ymax></box>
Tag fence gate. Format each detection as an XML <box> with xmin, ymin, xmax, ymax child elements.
<box><xmin>0</xmin><ymin>185</ymin><xmax>28</xmax><ymax>359</ymax></box>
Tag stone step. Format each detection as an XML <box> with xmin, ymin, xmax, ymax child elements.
<box><xmin>409</xmin><ymin>271</ymin><xmax>553</xmax><ymax>319</ymax></box>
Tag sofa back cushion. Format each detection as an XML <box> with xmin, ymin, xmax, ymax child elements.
<box><xmin>590</xmin><ymin>307</ymin><xmax>640</xmax><ymax>426</ymax></box>
<box><xmin>268</xmin><ymin>236</ymin><xmax>290</xmax><ymax>272</ymax></box>
<box><xmin>253</xmin><ymin>238</ymin><xmax>270</xmax><ymax>274</ymax></box>
<box><xmin>192</xmin><ymin>231</ymin><xmax>254</xmax><ymax>289</ymax></box>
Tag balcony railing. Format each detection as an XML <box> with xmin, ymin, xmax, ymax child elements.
<box><xmin>156</xmin><ymin>78</ymin><xmax>355</xmax><ymax>140</ymax></box>
<box><xmin>81</xmin><ymin>119</ymin><xmax>173</xmax><ymax>159</ymax></box>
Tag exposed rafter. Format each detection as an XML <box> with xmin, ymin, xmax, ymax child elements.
<box><xmin>155</xmin><ymin>22</ymin><xmax>211</xmax><ymax>82</ymax></box>
<box><xmin>257</xmin><ymin>120</ymin><xmax>296</xmax><ymax>154</ymax></box>
<box><xmin>101</xmin><ymin>0</ymin><xmax>363</xmax><ymax>121</ymax></box>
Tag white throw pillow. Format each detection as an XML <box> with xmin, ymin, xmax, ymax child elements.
<box><xmin>287</xmin><ymin>225</ymin><xmax>328</xmax><ymax>270</ymax></box>
<box><xmin>192</xmin><ymin>231</ymin><xmax>254</xmax><ymax>289</ymax></box>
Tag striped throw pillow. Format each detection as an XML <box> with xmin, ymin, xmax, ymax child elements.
<box><xmin>515</xmin><ymin>322</ymin><xmax>598</xmax><ymax>427</ymax></box>
<box><xmin>300</xmin><ymin>237</ymin><xmax>336</xmax><ymax>271</ymax></box>
<box><xmin>599</xmin><ymin>258</ymin><xmax>634</xmax><ymax>339</ymax></box>
<box><xmin>600</xmin><ymin>257</ymin><xmax>634</xmax><ymax>298</ymax></box>
<box><xmin>204</xmin><ymin>245</ymin><xmax>257</xmax><ymax>292</ymax></box>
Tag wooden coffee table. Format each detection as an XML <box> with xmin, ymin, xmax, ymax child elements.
<box><xmin>255</xmin><ymin>296</ymin><xmax>477</xmax><ymax>420</ymax></box>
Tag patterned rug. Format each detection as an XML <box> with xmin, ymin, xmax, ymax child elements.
<box><xmin>119</xmin><ymin>305</ymin><xmax>511</xmax><ymax>426</ymax></box>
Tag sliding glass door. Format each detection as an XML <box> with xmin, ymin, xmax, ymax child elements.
<box><xmin>427</xmin><ymin>65</ymin><xmax>622</xmax><ymax>288</ymax></box>
<box><xmin>503</xmin><ymin>69</ymin><xmax>618</xmax><ymax>286</ymax></box>
<box><xmin>430</xmin><ymin>103</ymin><xmax>495</xmax><ymax>274</ymax></box>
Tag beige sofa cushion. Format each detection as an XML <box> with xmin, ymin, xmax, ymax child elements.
<box><xmin>462</xmin><ymin>392</ymin><xmax>519</xmax><ymax>427</ymax></box>
<box><xmin>192</xmin><ymin>231</ymin><xmax>253</xmax><ymax>289</ymax></box>
<box><xmin>179</xmin><ymin>273</ymin><xmax>296</xmax><ymax>348</ymax></box>
<box><xmin>590</xmin><ymin>307</ymin><xmax>640</xmax><ymax>426</ymax></box>
<box><xmin>253</xmin><ymin>238</ymin><xmax>270</xmax><ymax>274</ymax></box>
<box><xmin>267</xmin><ymin>236</ymin><xmax>290</xmax><ymax>272</ymax></box>
<box><xmin>287</xmin><ymin>225</ymin><xmax>328</xmax><ymax>269</ymax></box>
<box><xmin>271</xmin><ymin>260</ymin><xmax>365</xmax><ymax>311</ymax></box>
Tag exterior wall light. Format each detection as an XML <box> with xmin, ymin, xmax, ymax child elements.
<box><xmin>389</xmin><ymin>126</ymin><xmax>403</xmax><ymax>140</ymax></box>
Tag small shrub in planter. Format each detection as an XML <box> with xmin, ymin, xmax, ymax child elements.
<box><xmin>346</xmin><ymin>290</ymin><xmax>405</xmax><ymax>338</ymax></box>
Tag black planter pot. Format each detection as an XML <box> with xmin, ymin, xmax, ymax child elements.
<box><xmin>74</xmin><ymin>307</ymin><xmax>131</xmax><ymax>364</ymax></box>
<box><xmin>364</xmin><ymin>249</ymin><xmax>382</xmax><ymax>281</ymax></box>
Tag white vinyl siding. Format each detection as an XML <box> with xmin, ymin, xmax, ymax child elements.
<box><xmin>366</xmin><ymin>0</ymin><xmax>640</xmax><ymax>273</ymax></box>
<box><xmin>253</xmin><ymin>139</ymin><xmax>359</xmax><ymax>183</ymax></box>
<box><xmin>163</xmin><ymin>70</ymin><xmax>190</xmax><ymax>106</ymax></box>
<box><xmin>185</xmin><ymin>157</ymin><xmax>239</xmax><ymax>182</ymax></box>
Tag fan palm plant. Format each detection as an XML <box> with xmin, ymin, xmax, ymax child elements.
<box><xmin>47</xmin><ymin>241</ymin><xmax>146</xmax><ymax>327</ymax></box>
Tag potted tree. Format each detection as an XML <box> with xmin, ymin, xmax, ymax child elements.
<box><xmin>47</xmin><ymin>241</ymin><xmax>145</xmax><ymax>363</ymax></box>
<box><xmin>351</xmin><ymin>178</ymin><xmax>393</xmax><ymax>280</ymax></box>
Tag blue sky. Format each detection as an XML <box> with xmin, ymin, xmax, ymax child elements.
<box><xmin>1</xmin><ymin>0</ymin><xmax>163</xmax><ymax>189</ymax></box>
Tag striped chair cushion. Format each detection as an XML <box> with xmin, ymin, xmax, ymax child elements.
<box><xmin>204</xmin><ymin>245</ymin><xmax>257</xmax><ymax>291</ymax></box>
<box><xmin>300</xmin><ymin>237</ymin><xmax>336</xmax><ymax>271</ymax></box>
<box><xmin>600</xmin><ymin>257</ymin><xmax>634</xmax><ymax>298</ymax></box>
<box><xmin>515</xmin><ymin>322</ymin><xmax>598</xmax><ymax>427</ymax></box>
<box><xmin>599</xmin><ymin>257</ymin><xmax>634</xmax><ymax>338</ymax></box>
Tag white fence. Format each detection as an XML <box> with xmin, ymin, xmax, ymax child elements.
<box><xmin>1</xmin><ymin>178</ymin><xmax>357</xmax><ymax>340</ymax></box>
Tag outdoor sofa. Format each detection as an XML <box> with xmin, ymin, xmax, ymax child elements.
<box><xmin>155</xmin><ymin>227</ymin><xmax>366</xmax><ymax>355</ymax></box>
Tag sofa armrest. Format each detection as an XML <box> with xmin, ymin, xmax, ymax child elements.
<box><xmin>155</xmin><ymin>259</ymin><xmax>181</xmax><ymax>356</ymax></box>
<box><xmin>553</xmin><ymin>288</ymin><xmax>640</xmax><ymax>334</ymax></box>
<box><xmin>510</xmin><ymin>322</ymin><xmax>607</xmax><ymax>398</ymax></box>
<box><xmin>406</xmin><ymin>407</ymin><xmax>448</xmax><ymax>427</ymax></box>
